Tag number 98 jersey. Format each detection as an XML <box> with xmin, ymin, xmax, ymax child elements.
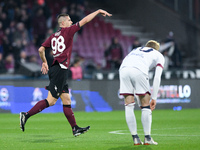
<box><xmin>42</xmin><ymin>22</ymin><xmax>80</xmax><ymax>68</ymax></box>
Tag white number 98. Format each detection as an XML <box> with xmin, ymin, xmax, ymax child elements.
<box><xmin>51</xmin><ymin>36</ymin><xmax>66</xmax><ymax>54</ymax></box>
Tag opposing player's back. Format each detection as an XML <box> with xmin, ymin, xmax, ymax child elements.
<box><xmin>120</xmin><ymin>47</ymin><xmax>164</xmax><ymax>75</ymax></box>
<box><xmin>119</xmin><ymin>40</ymin><xmax>163</xmax><ymax>146</ymax></box>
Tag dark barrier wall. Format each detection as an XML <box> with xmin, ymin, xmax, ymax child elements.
<box><xmin>0</xmin><ymin>79</ymin><xmax>199</xmax><ymax>113</ymax></box>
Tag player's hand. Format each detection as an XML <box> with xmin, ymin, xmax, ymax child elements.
<box><xmin>150</xmin><ymin>99</ymin><xmax>156</xmax><ymax>111</ymax></box>
<box><xmin>99</xmin><ymin>9</ymin><xmax>112</xmax><ymax>17</ymax></box>
<box><xmin>41</xmin><ymin>62</ymin><xmax>49</xmax><ymax>74</ymax></box>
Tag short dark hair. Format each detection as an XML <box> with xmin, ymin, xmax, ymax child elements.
<box><xmin>57</xmin><ymin>13</ymin><xmax>69</xmax><ymax>25</ymax></box>
<box><xmin>57</xmin><ymin>13</ymin><xmax>69</xmax><ymax>20</ymax></box>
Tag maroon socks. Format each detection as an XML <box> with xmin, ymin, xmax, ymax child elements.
<box><xmin>28</xmin><ymin>99</ymin><xmax>49</xmax><ymax>116</ymax></box>
<box><xmin>63</xmin><ymin>105</ymin><xmax>77</xmax><ymax>128</ymax></box>
<box><xmin>26</xmin><ymin>100</ymin><xmax>77</xmax><ymax>129</ymax></box>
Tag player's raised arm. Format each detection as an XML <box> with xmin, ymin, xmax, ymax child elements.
<box><xmin>79</xmin><ymin>9</ymin><xmax>112</xmax><ymax>27</ymax></box>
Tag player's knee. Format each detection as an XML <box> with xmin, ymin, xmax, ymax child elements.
<box><xmin>49</xmin><ymin>101</ymin><xmax>56</xmax><ymax>106</ymax></box>
<box><xmin>47</xmin><ymin>98</ymin><xmax>57</xmax><ymax>106</ymax></box>
<box><xmin>60</xmin><ymin>93</ymin><xmax>71</xmax><ymax>105</ymax></box>
<box><xmin>62</xmin><ymin>98</ymin><xmax>71</xmax><ymax>105</ymax></box>
<box><xmin>124</xmin><ymin>95</ymin><xmax>135</xmax><ymax>105</ymax></box>
<box><xmin>125</xmin><ymin>102</ymin><xmax>135</xmax><ymax>107</ymax></box>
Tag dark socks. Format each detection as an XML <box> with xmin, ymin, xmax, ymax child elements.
<box><xmin>145</xmin><ymin>135</ymin><xmax>151</xmax><ymax>140</ymax></box>
<box><xmin>141</xmin><ymin>105</ymin><xmax>151</xmax><ymax>109</ymax></box>
<box><xmin>63</xmin><ymin>105</ymin><xmax>77</xmax><ymax>128</ymax></box>
<box><xmin>28</xmin><ymin>99</ymin><xmax>49</xmax><ymax>116</ymax></box>
<box><xmin>132</xmin><ymin>134</ymin><xmax>139</xmax><ymax>139</ymax></box>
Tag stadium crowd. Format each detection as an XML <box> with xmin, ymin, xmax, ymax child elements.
<box><xmin>0</xmin><ymin>0</ymin><xmax>182</xmax><ymax>78</ymax></box>
<box><xmin>0</xmin><ymin>0</ymin><xmax>86</xmax><ymax>74</ymax></box>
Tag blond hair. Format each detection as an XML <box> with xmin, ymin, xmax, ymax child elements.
<box><xmin>145</xmin><ymin>40</ymin><xmax>160</xmax><ymax>50</ymax></box>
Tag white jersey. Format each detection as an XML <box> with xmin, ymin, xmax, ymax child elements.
<box><xmin>119</xmin><ymin>47</ymin><xmax>164</xmax><ymax>75</ymax></box>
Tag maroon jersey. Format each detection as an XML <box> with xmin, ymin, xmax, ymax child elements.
<box><xmin>42</xmin><ymin>22</ymin><xmax>80</xmax><ymax>68</ymax></box>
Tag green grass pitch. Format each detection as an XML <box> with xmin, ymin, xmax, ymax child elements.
<box><xmin>0</xmin><ymin>109</ymin><xmax>200</xmax><ymax>150</ymax></box>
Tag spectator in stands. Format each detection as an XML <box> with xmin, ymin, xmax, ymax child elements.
<box><xmin>32</xmin><ymin>8</ymin><xmax>47</xmax><ymax>47</ymax></box>
<box><xmin>160</xmin><ymin>41</ymin><xmax>174</xmax><ymax>71</ymax></box>
<box><xmin>0</xmin><ymin>22</ymin><xmax>4</xmax><ymax>45</ymax></box>
<box><xmin>70</xmin><ymin>57</ymin><xmax>83</xmax><ymax>80</ymax></box>
<box><xmin>23</xmin><ymin>41</ymin><xmax>40</xmax><ymax>64</ymax></box>
<box><xmin>2</xmin><ymin>33</ymin><xmax>15</xmax><ymax>73</ymax></box>
<box><xmin>0</xmin><ymin>21</ymin><xmax>5</xmax><ymax>72</ymax></box>
<box><xmin>0</xmin><ymin>44</ymin><xmax>5</xmax><ymax>73</ymax></box>
<box><xmin>28</xmin><ymin>54</ymin><xmax>38</xmax><ymax>63</ymax></box>
<box><xmin>20</xmin><ymin>50</ymin><xmax>27</xmax><ymax>64</ymax></box>
<box><xmin>83</xmin><ymin>59</ymin><xmax>97</xmax><ymax>79</ymax></box>
<box><xmin>12</xmin><ymin>39</ymin><xmax>25</xmax><ymax>72</ymax></box>
<box><xmin>69</xmin><ymin>6</ymin><xmax>79</xmax><ymax>24</ymax></box>
<box><xmin>128</xmin><ymin>37</ymin><xmax>142</xmax><ymax>53</ymax></box>
<box><xmin>20</xmin><ymin>8</ymin><xmax>32</xmax><ymax>41</ymax></box>
<box><xmin>61</xmin><ymin>7</ymin><xmax>68</xmax><ymax>15</ymax></box>
<box><xmin>7</xmin><ymin>21</ymin><xmax>16</xmax><ymax>43</ymax></box>
<box><xmin>76</xmin><ymin>3</ymin><xmax>85</xmax><ymax>35</ymax></box>
<box><xmin>0</xmin><ymin>0</ymin><xmax>87</xmax><ymax>75</ymax></box>
<box><xmin>164</xmin><ymin>31</ymin><xmax>182</xmax><ymax>69</ymax></box>
<box><xmin>105</xmin><ymin>37</ymin><xmax>123</xmax><ymax>70</ymax></box>
<box><xmin>4</xmin><ymin>54</ymin><xmax>14</xmax><ymax>73</ymax></box>
<box><xmin>12</xmin><ymin>22</ymin><xmax>29</xmax><ymax>71</ymax></box>
<box><xmin>0</xmin><ymin>12</ymin><xmax>10</xmax><ymax>30</ymax></box>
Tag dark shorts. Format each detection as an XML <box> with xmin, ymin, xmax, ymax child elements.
<box><xmin>45</xmin><ymin>62</ymin><xmax>69</xmax><ymax>99</ymax></box>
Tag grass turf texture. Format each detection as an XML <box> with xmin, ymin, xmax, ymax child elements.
<box><xmin>0</xmin><ymin>109</ymin><xmax>200</xmax><ymax>150</ymax></box>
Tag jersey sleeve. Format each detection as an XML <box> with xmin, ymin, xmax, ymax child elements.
<box><xmin>151</xmin><ymin>66</ymin><xmax>163</xmax><ymax>100</ymax></box>
<box><xmin>42</xmin><ymin>35</ymin><xmax>52</xmax><ymax>48</ymax></box>
<box><xmin>156</xmin><ymin>53</ymin><xmax>165</xmax><ymax>69</ymax></box>
<box><xmin>68</xmin><ymin>22</ymin><xmax>81</xmax><ymax>36</ymax></box>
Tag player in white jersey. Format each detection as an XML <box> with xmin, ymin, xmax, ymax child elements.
<box><xmin>119</xmin><ymin>40</ymin><xmax>164</xmax><ymax>145</ymax></box>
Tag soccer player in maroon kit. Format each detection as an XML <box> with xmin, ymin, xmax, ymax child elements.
<box><xmin>20</xmin><ymin>9</ymin><xmax>112</xmax><ymax>136</ymax></box>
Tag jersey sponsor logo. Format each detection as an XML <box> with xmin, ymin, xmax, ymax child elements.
<box><xmin>130</xmin><ymin>52</ymin><xmax>144</xmax><ymax>58</ymax></box>
<box><xmin>129</xmin><ymin>47</ymin><xmax>153</xmax><ymax>58</ymax></box>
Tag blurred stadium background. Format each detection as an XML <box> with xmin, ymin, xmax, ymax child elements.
<box><xmin>0</xmin><ymin>0</ymin><xmax>200</xmax><ymax>113</ymax></box>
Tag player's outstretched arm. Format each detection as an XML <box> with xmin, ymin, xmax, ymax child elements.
<box><xmin>38</xmin><ymin>46</ymin><xmax>49</xmax><ymax>74</ymax></box>
<box><xmin>79</xmin><ymin>9</ymin><xmax>112</xmax><ymax>27</ymax></box>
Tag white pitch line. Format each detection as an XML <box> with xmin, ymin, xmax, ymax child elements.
<box><xmin>109</xmin><ymin>127</ymin><xmax>200</xmax><ymax>137</ymax></box>
<box><xmin>151</xmin><ymin>134</ymin><xmax>200</xmax><ymax>137</ymax></box>
<box><xmin>109</xmin><ymin>130</ymin><xmax>127</xmax><ymax>134</ymax></box>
